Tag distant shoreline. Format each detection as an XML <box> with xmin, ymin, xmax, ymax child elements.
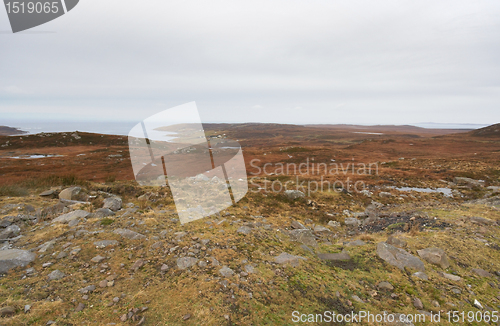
<box><xmin>0</xmin><ymin>126</ymin><xmax>28</xmax><ymax>136</ymax></box>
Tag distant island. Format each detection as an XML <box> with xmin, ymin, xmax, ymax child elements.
<box><xmin>0</xmin><ymin>126</ymin><xmax>27</xmax><ymax>136</ymax></box>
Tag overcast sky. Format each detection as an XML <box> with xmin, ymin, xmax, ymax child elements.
<box><xmin>1</xmin><ymin>0</ymin><xmax>499</xmax><ymax>125</ymax></box>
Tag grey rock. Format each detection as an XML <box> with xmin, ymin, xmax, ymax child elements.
<box><xmin>0</xmin><ymin>249</ymin><xmax>36</xmax><ymax>273</ymax></box>
<box><xmin>56</xmin><ymin>251</ymin><xmax>68</xmax><ymax>259</ymax></box>
<box><xmin>131</xmin><ymin>259</ymin><xmax>145</xmax><ymax>271</ymax></box>
<box><xmin>474</xmin><ymin>299</ymin><xmax>483</xmax><ymax>309</ymax></box>
<box><xmin>52</xmin><ymin>210</ymin><xmax>90</xmax><ymax>224</ymax></box>
<box><xmin>219</xmin><ymin>266</ymin><xmax>235</xmax><ymax>277</ymax></box>
<box><xmin>237</xmin><ymin>226</ymin><xmax>252</xmax><ymax>235</ymax></box>
<box><xmin>288</xmin><ymin>229</ymin><xmax>318</xmax><ymax>247</ymax></box>
<box><xmin>93</xmin><ymin>208</ymin><xmax>115</xmax><ymax>218</ymax></box>
<box><xmin>351</xmin><ymin>295</ymin><xmax>364</xmax><ymax>303</ymax></box>
<box><xmin>379</xmin><ymin>191</ymin><xmax>393</xmax><ymax>198</ymax></box>
<box><xmin>103</xmin><ymin>197</ymin><xmax>122</xmax><ymax>212</ymax></box>
<box><xmin>91</xmin><ymin>255</ymin><xmax>106</xmax><ymax>263</ymax></box>
<box><xmin>75</xmin><ymin>302</ymin><xmax>85</xmax><ymax>312</ymax></box>
<box><xmin>317</xmin><ymin>252</ymin><xmax>351</xmax><ymax>261</ymax></box>
<box><xmin>160</xmin><ymin>264</ymin><xmax>169</xmax><ymax>272</ymax></box>
<box><xmin>344</xmin><ymin>217</ymin><xmax>360</xmax><ymax>227</ymax></box>
<box><xmin>472</xmin><ymin>268</ymin><xmax>493</xmax><ymax>278</ymax></box>
<box><xmin>244</xmin><ymin>264</ymin><xmax>256</xmax><ymax>274</ymax></box>
<box><xmin>417</xmin><ymin>248</ymin><xmax>449</xmax><ymax>269</ymax></box>
<box><xmin>38</xmin><ymin>240</ymin><xmax>56</xmax><ymax>253</ymax></box>
<box><xmin>327</xmin><ymin>220</ymin><xmax>341</xmax><ymax>227</ymax></box>
<box><xmin>454</xmin><ymin>177</ymin><xmax>484</xmax><ymax>188</ymax></box>
<box><xmin>469</xmin><ymin>216</ymin><xmax>495</xmax><ymax>225</ymax></box>
<box><xmin>377</xmin><ymin>281</ymin><xmax>394</xmax><ymax>291</ymax></box>
<box><xmin>39</xmin><ymin>189</ymin><xmax>55</xmax><ymax>197</ymax></box>
<box><xmin>59</xmin><ymin>186</ymin><xmax>82</xmax><ymax>200</ymax></box>
<box><xmin>291</xmin><ymin>221</ymin><xmax>306</xmax><ymax>229</ymax></box>
<box><xmin>386</xmin><ymin>236</ymin><xmax>407</xmax><ymax>248</ymax></box>
<box><xmin>376</xmin><ymin>242</ymin><xmax>425</xmax><ymax>272</ymax></box>
<box><xmin>47</xmin><ymin>269</ymin><xmax>65</xmax><ymax>281</ymax></box>
<box><xmin>441</xmin><ymin>272</ymin><xmax>461</xmax><ymax>282</ymax></box>
<box><xmin>0</xmin><ymin>225</ymin><xmax>20</xmax><ymax>240</ymax></box>
<box><xmin>24</xmin><ymin>305</ymin><xmax>31</xmax><ymax>313</ymax></box>
<box><xmin>176</xmin><ymin>257</ymin><xmax>198</xmax><ymax>270</ymax></box>
<box><xmin>345</xmin><ymin>239</ymin><xmax>366</xmax><ymax>247</ymax></box>
<box><xmin>78</xmin><ymin>285</ymin><xmax>96</xmax><ymax>294</ymax></box>
<box><xmin>94</xmin><ymin>240</ymin><xmax>119</xmax><ymax>248</ymax></box>
<box><xmin>274</xmin><ymin>252</ymin><xmax>307</xmax><ymax>266</ymax></box>
<box><xmin>284</xmin><ymin>190</ymin><xmax>305</xmax><ymax>200</ymax></box>
<box><xmin>451</xmin><ymin>288</ymin><xmax>461</xmax><ymax>294</ymax></box>
<box><xmin>413</xmin><ymin>298</ymin><xmax>423</xmax><ymax>310</ymax></box>
<box><xmin>412</xmin><ymin>272</ymin><xmax>429</xmax><ymax>281</ymax></box>
<box><xmin>0</xmin><ymin>306</ymin><xmax>15</xmax><ymax>317</ymax></box>
<box><xmin>313</xmin><ymin>225</ymin><xmax>330</xmax><ymax>233</ymax></box>
<box><xmin>113</xmin><ymin>228</ymin><xmax>146</xmax><ymax>240</ymax></box>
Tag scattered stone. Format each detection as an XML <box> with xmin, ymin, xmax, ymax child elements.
<box><xmin>288</xmin><ymin>229</ymin><xmax>318</xmax><ymax>247</ymax></box>
<box><xmin>93</xmin><ymin>208</ymin><xmax>115</xmax><ymax>218</ymax></box>
<box><xmin>454</xmin><ymin>177</ymin><xmax>484</xmax><ymax>188</ymax></box>
<box><xmin>78</xmin><ymin>285</ymin><xmax>96</xmax><ymax>294</ymax></box>
<box><xmin>345</xmin><ymin>239</ymin><xmax>366</xmax><ymax>247</ymax></box>
<box><xmin>47</xmin><ymin>269</ymin><xmax>65</xmax><ymax>281</ymax></box>
<box><xmin>284</xmin><ymin>190</ymin><xmax>305</xmax><ymax>200</ymax></box>
<box><xmin>177</xmin><ymin>257</ymin><xmax>198</xmax><ymax>270</ymax></box>
<box><xmin>160</xmin><ymin>264</ymin><xmax>169</xmax><ymax>272</ymax></box>
<box><xmin>377</xmin><ymin>281</ymin><xmax>394</xmax><ymax>291</ymax></box>
<box><xmin>344</xmin><ymin>218</ymin><xmax>360</xmax><ymax>227</ymax></box>
<box><xmin>103</xmin><ymin>197</ymin><xmax>122</xmax><ymax>211</ymax></box>
<box><xmin>417</xmin><ymin>247</ymin><xmax>449</xmax><ymax>269</ymax></box>
<box><xmin>59</xmin><ymin>186</ymin><xmax>82</xmax><ymax>200</ymax></box>
<box><xmin>52</xmin><ymin>210</ymin><xmax>90</xmax><ymax>224</ymax></box>
<box><xmin>451</xmin><ymin>288</ymin><xmax>461</xmax><ymax>294</ymax></box>
<box><xmin>237</xmin><ymin>226</ymin><xmax>252</xmax><ymax>235</ymax></box>
<box><xmin>441</xmin><ymin>272</ymin><xmax>461</xmax><ymax>282</ymax></box>
<box><xmin>413</xmin><ymin>298</ymin><xmax>423</xmax><ymax>310</ymax></box>
<box><xmin>351</xmin><ymin>295</ymin><xmax>364</xmax><ymax>303</ymax></box>
<box><xmin>24</xmin><ymin>305</ymin><xmax>31</xmax><ymax>313</ymax></box>
<box><xmin>0</xmin><ymin>306</ymin><xmax>15</xmax><ymax>317</ymax></box>
<box><xmin>412</xmin><ymin>272</ymin><xmax>429</xmax><ymax>281</ymax></box>
<box><xmin>469</xmin><ymin>216</ymin><xmax>495</xmax><ymax>225</ymax></box>
<box><xmin>39</xmin><ymin>189</ymin><xmax>55</xmax><ymax>197</ymax></box>
<box><xmin>313</xmin><ymin>225</ymin><xmax>330</xmax><ymax>233</ymax></box>
<box><xmin>131</xmin><ymin>259</ymin><xmax>145</xmax><ymax>271</ymax></box>
<box><xmin>113</xmin><ymin>228</ymin><xmax>146</xmax><ymax>240</ymax></box>
<box><xmin>386</xmin><ymin>236</ymin><xmax>407</xmax><ymax>248</ymax></box>
<box><xmin>474</xmin><ymin>299</ymin><xmax>483</xmax><ymax>310</ymax></box>
<box><xmin>99</xmin><ymin>280</ymin><xmax>108</xmax><ymax>288</ymax></box>
<box><xmin>0</xmin><ymin>225</ymin><xmax>20</xmax><ymax>240</ymax></box>
<box><xmin>244</xmin><ymin>265</ymin><xmax>256</xmax><ymax>274</ymax></box>
<box><xmin>379</xmin><ymin>192</ymin><xmax>392</xmax><ymax>198</ymax></box>
<box><xmin>376</xmin><ymin>242</ymin><xmax>425</xmax><ymax>272</ymax></box>
<box><xmin>75</xmin><ymin>303</ymin><xmax>85</xmax><ymax>312</ymax></box>
<box><xmin>219</xmin><ymin>266</ymin><xmax>235</xmax><ymax>278</ymax></box>
<box><xmin>317</xmin><ymin>252</ymin><xmax>351</xmax><ymax>261</ymax></box>
<box><xmin>94</xmin><ymin>240</ymin><xmax>119</xmax><ymax>248</ymax></box>
<box><xmin>274</xmin><ymin>252</ymin><xmax>307</xmax><ymax>267</ymax></box>
<box><xmin>0</xmin><ymin>249</ymin><xmax>36</xmax><ymax>273</ymax></box>
<box><xmin>327</xmin><ymin>221</ymin><xmax>341</xmax><ymax>227</ymax></box>
<box><xmin>91</xmin><ymin>255</ymin><xmax>106</xmax><ymax>263</ymax></box>
<box><xmin>472</xmin><ymin>268</ymin><xmax>493</xmax><ymax>278</ymax></box>
<box><xmin>113</xmin><ymin>297</ymin><xmax>120</xmax><ymax>303</ymax></box>
<box><xmin>291</xmin><ymin>221</ymin><xmax>305</xmax><ymax>229</ymax></box>
<box><xmin>183</xmin><ymin>314</ymin><xmax>191</xmax><ymax>320</ymax></box>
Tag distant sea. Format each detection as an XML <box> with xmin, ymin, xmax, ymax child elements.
<box><xmin>3</xmin><ymin>120</ymin><xmax>138</xmax><ymax>136</ymax></box>
<box><xmin>1</xmin><ymin>120</ymin><xmax>490</xmax><ymax>136</ymax></box>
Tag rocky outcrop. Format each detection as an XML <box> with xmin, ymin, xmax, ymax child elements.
<box><xmin>377</xmin><ymin>242</ymin><xmax>425</xmax><ymax>272</ymax></box>
<box><xmin>0</xmin><ymin>249</ymin><xmax>36</xmax><ymax>274</ymax></box>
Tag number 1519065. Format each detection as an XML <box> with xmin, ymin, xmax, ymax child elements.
<box><xmin>447</xmin><ymin>311</ymin><xmax>498</xmax><ymax>323</ymax></box>
<box><xmin>5</xmin><ymin>2</ymin><xmax>59</xmax><ymax>14</ymax></box>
